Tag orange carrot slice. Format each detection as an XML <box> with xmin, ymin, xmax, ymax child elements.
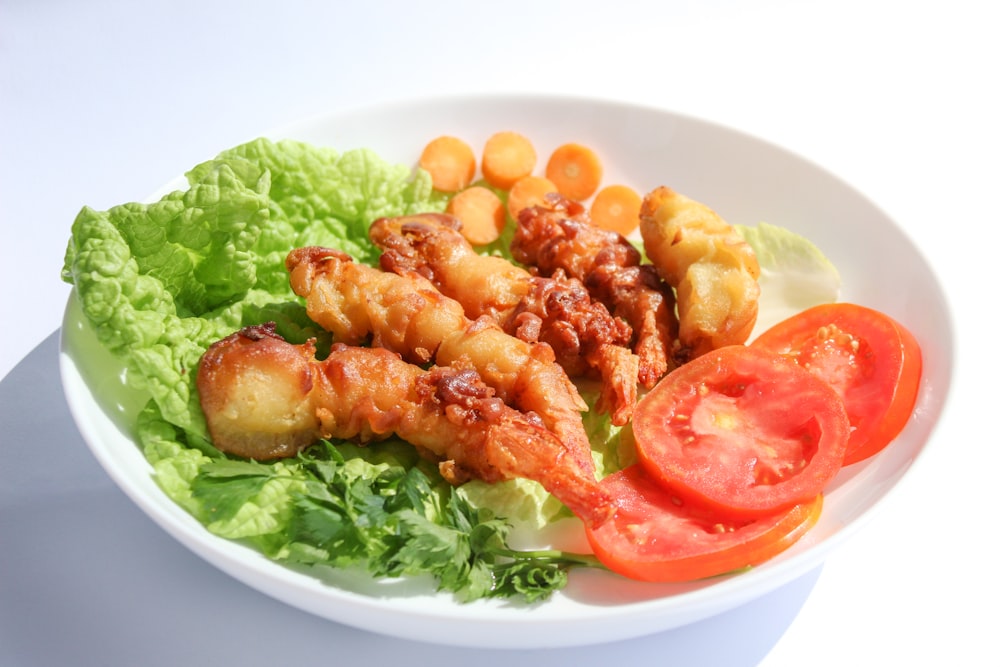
<box><xmin>589</xmin><ymin>184</ymin><xmax>642</xmax><ymax>236</ymax></box>
<box><xmin>419</xmin><ymin>136</ymin><xmax>477</xmax><ymax>192</ymax></box>
<box><xmin>545</xmin><ymin>142</ymin><xmax>603</xmax><ymax>201</ymax></box>
<box><xmin>447</xmin><ymin>186</ymin><xmax>506</xmax><ymax>245</ymax></box>
<box><xmin>507</xmin><ymin>175</ymin><xmax>558</xmax><ymax>221</ymax></box>
<box><xmin>481</xmin><ymin>131</ymin><xmax>537</xmax><ymax>190</ymax></box>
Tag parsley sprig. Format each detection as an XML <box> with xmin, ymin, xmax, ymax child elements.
<box><xmin>190</xmin><ymin>441</ymin><xmax>602</xmax><ymax>602</ymax></box>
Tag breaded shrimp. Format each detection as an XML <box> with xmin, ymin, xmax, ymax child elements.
<box><xmin>639</xmin><ymin>186</ymin><xmax>760</xmax><ymax>359</ymax></box>
<box><xmin>196</xmin><ymin>324</ymin><xmax>614</xmax><ymax>527</ymax></box>
<box><xmin>512</xmin><ymin>195</ymin><xmax>679</xmax><ymax>386</ymax></box>
<box><xmin>369</xmin><ymin>213</ymin><xmax>639</xmax><ymax>425</ymax></box>
<box><xmin>371</xmin><ymin>213</ymin><xmax>531</xmax><ymax>324</ymax></box>
<box><xmin>284</xmin><ymin>246</ymin><xmax>597</xmax><ymax>478</ymax></box>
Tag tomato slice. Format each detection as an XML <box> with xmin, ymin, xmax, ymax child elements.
<box><xmin>585</xmin><ymin>465</ymin><xmax>823</xmax><ymax>582</ymax></box>
<box><xmin>632</xmin><ymin>345</ymin><xmax>849</xmax><ymax>518</ymax></box>
<box><xmin>751</xmin><ymin>303</ymin><xmax>922</xmax><ymax>465</ymax></box>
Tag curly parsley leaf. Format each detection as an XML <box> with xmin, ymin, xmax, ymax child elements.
<box><xmin>184</xmin><ymin>439</ymin><xmax>601</xmax><ymax>602</ymax></box>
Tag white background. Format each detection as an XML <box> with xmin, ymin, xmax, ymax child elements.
<box><xmin>2</xmin><ymin>1</ymin><xmax>996</xmax><ymax>665</ymax></box>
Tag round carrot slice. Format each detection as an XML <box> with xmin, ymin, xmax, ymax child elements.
<box><xmin>546</xmin><ymin>142</ymin><xmax>603</xmax><ymax>201</ymax></box>
<box><xmin>482</xmin><ymin>131</ymin><xmax>537</xmax><ymax>190</ymax></box>
<box><xmin>419</xmin><ymin>136</ymin><xmax>476</xmax><ymax>192</ymax></box>
<box><xmin>590</xmin><ymin>184</ymin><xmax>642</xmax><ymax>236</ymax></box>
<box><xmin>447</xmin><ymin>186</ymin><xmax>506</xmax><ymax>245</ymax></box>
<box><xmin>507</xmin><ymin>175</ymin><xmax>558</xmax><ymax>221</ymax></box>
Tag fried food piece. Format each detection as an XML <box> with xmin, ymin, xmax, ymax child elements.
<box><xmin>284</xmin><ymin>246</ymin><xmax>597</xmax><ymax>478</ymax></box>
<box><xmin>512</xmin><ymin>195</ymin><xmax>679</xmax><ymax>387</ymax></box>
<box><xmin>509</xmin><ymin>275</ymin><xmax>639</xmax><ymax>425</ymax></box>
<box><xmin>369</xmin><ymin>213</ymin><xmax>639</xmax><ymax>425</ymax></box>
<box><xmin>196</xmin><ymin>324</ymin><xmax>614</xmax><ymax>527</ymax></box>
<box><xmin>371</xmin><ymin>213</ymin><xmax>531</xmax><ymax>324</ymax></box>
<box><xmin>639</xmin><ymin>186</ymin><xmax>760</xmax><ymax>359</ymax></box>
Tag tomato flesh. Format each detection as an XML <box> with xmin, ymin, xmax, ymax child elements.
<box><xmin>585</xmin><ymin>465</ymin><xmax>823</xmax><ymax>582</ymax></box>
<box><xmin>633</xmin><ymin>345</ymin><xmax>849</xmax><ymax>518</ymax></box>
<box><xmin>752</xmin><ymin>303</ymin><xmax>922</xmax><ymax>465</ymax></box>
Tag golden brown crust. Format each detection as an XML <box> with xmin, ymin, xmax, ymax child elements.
<box><xmin>370</xmin><ymin>213</ymin><xmax>639</xmax><ymax>425</ymax></box>
<box><xmin>639</xmin><ymin>186</ymin><xmax>761</xmax><ymax>360</ymax></box>
<box><xmin>196</xmin><ymin>323</ymin><xmax>321</xmax><ymax>460</ymax></box>
<box><xmin>512</xmin><ymin>195</ymin><xmax>678</xmax><ymax>387</ymax></box>
<box><xmin>285</xmin><ymin>246</ymin><xmax>598</xmax><ymax>478</ymax></box>
<box><xmin>196</xmin><ymin>325</ymin><xmax>615</xmax><ymax>527</ymax></box>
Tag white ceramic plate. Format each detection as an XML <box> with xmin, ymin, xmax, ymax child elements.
<box><xmin>59</xmin><ymin>94</ymin><xmax>953</xmax><ymax>649</ymax></box>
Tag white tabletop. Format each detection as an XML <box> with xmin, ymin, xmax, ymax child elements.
<box><xmin>2</xmin><ymin>1</ymin><xmax>995</xmax><ymax>664</ymax></box>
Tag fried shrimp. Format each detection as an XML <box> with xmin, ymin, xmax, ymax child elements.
<box><xmin>196</xmin><ymin>324</ymin><xmax>614</xmax><ymax>527</ymax></box>
<box><xmin>284</xmin><ymin>246</ymin><xmax>597</xmax><ymax>477</ymax></box>
<box><xmin>369</xmin><ymin>213</ymin><xmax>639</xmax><ymax>425</ymax></box>
<box><xmin>639</xmin><ymin>186</ymin><xmax>761</xmax><ymax>359</ymax></box>
<box><xmin>512</xmin><ymin>195</ymin><xmax>679</xmax><ymax>387</ymax></box>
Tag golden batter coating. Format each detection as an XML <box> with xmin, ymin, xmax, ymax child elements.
<box><xmin>512</xmin><ymin>195</ymin><xmax>679</xmax><ymax>387</ymax></box>
<box><xmin>639</xmin><ymin>186</ymin><xmax>760</xmax><ymax>360</ymax></box>
<box><xmin>369</xmin><ymin>213</ymin><xmax>639</xmax><ymax>425</ymax></box>
<box><xmin>284</xmin><ymin>246</ymin><xmax>598</xmax><ymax>478</ymax></box>
<box><xmin>196</xmin><ymin>324</ymin><xmax>614</xmax><ymax>527</ymax></box>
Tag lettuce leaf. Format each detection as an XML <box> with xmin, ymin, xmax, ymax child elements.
<box><xmin>736</xmin><ymin>222</ymin><xmax>841</xmax><ymax>311</ymax></box>
<box><xmin>62</xmin><ymin>138</ymin><xmax>447</xmax><ymax>438</ymax></box>
<box><xmin>62</xmin><ymin>137</ymin><xmax>599</xmax><ymax>601</ymax></box>
<box><xmin>736</xmin><ymin>222</ymin><xmax>841</xmax><ymax>336</ymax></box>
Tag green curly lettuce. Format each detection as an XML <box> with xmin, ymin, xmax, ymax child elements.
<box><xmin>62</xmin><ymin>138</ymin><xmax>447</xmax><ymax>435</ymax></box>
<box><xmin>61</xmin><ymin>137</ymin><xmax>608</xmax><ymax>602</ymax></box>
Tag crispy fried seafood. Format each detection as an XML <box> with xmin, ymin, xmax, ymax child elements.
<box><xmin>284</xmin><ymin>246</ymin><xmax>597</xmax><ymax>478</ymax></box>
<box><xmin>196</xmin><ymin>323</ymin><xmax>613</xmax><ymax>527</ymax></box>
<box><xmin>369</xmin><ymin>213</ymin><xmax>638</xmax><ymax>425</ymax></box>
<box><xmin>512</xmin><ymin>195</ymin><xmax>678</xmax><ymax>386</ymax></box>
<box><xmin>639</xmin><ymin>186</ymin><xmax>760</xmax><ymax>359</ymax></box>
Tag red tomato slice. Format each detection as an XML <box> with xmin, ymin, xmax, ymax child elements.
<box><xmin>751</xmin><ymin>303</ymin><xmax>922</xmax><ymax>465</ymax></box>
<box><xmin>633</xmin><ymin>345</ymin><xmax>849</xmax><ymax>518</ymax></box>
<box><xmin>585</xmin><ymin>465</ymin><xmax>823</xmax><ymax>582</ymax></box>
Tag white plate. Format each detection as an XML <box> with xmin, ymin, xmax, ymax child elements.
<box><xmin>59</xmin><ymin>94</ymin><xmax>954</xmax><ymax>649</ymax></box>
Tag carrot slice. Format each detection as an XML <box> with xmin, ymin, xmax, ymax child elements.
<box><xmin>589</xmin><ymin>184</ymin><xmax>642</xmax><ymax>236</ymax></box>
<box><xmin>481</xmin><ymin>131</ymin><xmax>537</xmax><ymax>190</ymax></box>
<box><xmin>419</xmin><ymin>136</ymin><xmax>477</xmax><ymax>192</ymax></box>
<box><xmin>507</xmin><ymin>175</ymin><xmax>558</xmax><ymax>221</ymax></box>
<box><xmin>545</xmin><ymin>142</ymin><xmax>603</xmax><ymax>201</ymax></box>
<box><xmin>446</xmin><ymin>186</ymin><xmax>506</xmax><ymax>246</ymax></box>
